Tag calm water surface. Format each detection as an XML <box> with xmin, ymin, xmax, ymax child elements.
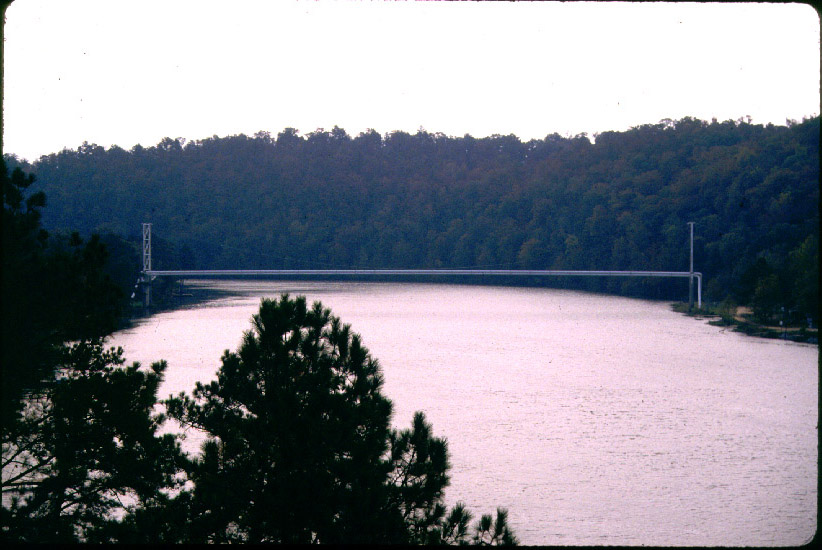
<box><xmin>110</xmin><ymin>281</ymin><xmax>818</xmax><ymax>546</ymax></box>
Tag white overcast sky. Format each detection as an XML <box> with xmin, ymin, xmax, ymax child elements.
<box><xmin>2</xmin><ymin>0</ymin><xmax>820</xmax><ymax>161</ymax></box>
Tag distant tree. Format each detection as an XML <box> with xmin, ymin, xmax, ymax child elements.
<box><xmin>165</xmin><ymin>294</ymin><xmax>517</xmax><ymax>544</ymax></box>
<box><xmin>751</xmin><ymin>273</ymin><xmax>782</xmax><ymax>323</ymax></box>
<box><xmin>516</xmin><ymin>237</ymin><xmax>548</xmax><ymax>269</ymax></box>
<box><xmin>786</xmin><ymin>234</ymin><xmax>819</xmax><ymax>320</ymax></box>
<box><xmin>733</xmin><ymin>257</ymin><xmax>773</xmax><ymax>306</ymax></box>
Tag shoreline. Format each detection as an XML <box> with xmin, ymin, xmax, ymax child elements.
<box><xmin>121</xmin><ymin>277</ymin><xmax>817</xmax><ymax>345</ymax></box>
<box><xmin>119</xmin><ymin>282</ymin><xmax>236</xmax><ymax>331</ymax></box>
<box><xmin>671</xmin><ymin>302</ymin><xmax>818</xmax><ymax>344</ymax></box>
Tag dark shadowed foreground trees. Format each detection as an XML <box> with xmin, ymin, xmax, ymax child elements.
<box><xmin>2</xmin><ymin>160</ymin><xmax>128</xmax><ymax>421</ymax></box>
<box><xmin>161</xmin><ymin>294</ymin><xmax>517</xmax><ymax>544</ymax></box>
<box><xmin>1</xmin><ymin>344</ymin><xmax>184</xmax><ymax>542</ymax></box>
<box><xmin>3</xmin><ymin>159</ymin><xmax>517</xmax><ymax>544</ymax></box>
<box><xmin>4</xmin><ymin>298</ymin><xmax>517</xmax><ymax>545</ymax></box>
<box><xmin>2</xmin><ymin>160</ymin><xmax>187</xmax><ymax>542</ymax></box>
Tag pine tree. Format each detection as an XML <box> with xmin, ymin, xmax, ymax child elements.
<box><xmin>2</xmin><ymin>341</ymin><xmax>186</xmax><ymax>542</ymax></box>
<box><xmin>165</xmin><ymin>294</ymin><xmax>518</xmax><ymax>544</ymax></box>
<box><xmin>165</xmin><ymin>295</ymin><xmax>394</xmax><ymax>543</ymax></box>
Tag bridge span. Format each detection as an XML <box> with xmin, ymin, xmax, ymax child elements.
<box><xmin>140</xmin><ymin>268</ymin><xmax>701</xmax><ymax>309</ymax></box>
<box><xmin>138</xmin><ymin>224</ymin><xmax>702</xmax><ymax>308</ymax></box>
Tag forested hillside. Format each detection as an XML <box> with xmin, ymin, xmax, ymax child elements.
<box><xmin>6</xmin><ymin>116</ymin><xmax>819</xmax><ymax>320</ymax></box>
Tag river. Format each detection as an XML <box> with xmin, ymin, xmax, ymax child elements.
<box><xmin>110</xmin><ymin>280</ymin><xmax>818</xmax><ymax>546</ymax></box>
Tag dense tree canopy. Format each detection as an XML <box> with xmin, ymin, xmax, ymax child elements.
<box><xmin>7</xmin><ymin>116</ymin><xmax>817</xmax><ymax>320</ymax></box>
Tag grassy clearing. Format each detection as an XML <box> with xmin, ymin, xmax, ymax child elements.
<box><xmin>671</xmin><ymin>302</ymin><xmax>818</xmax><ymax>344</ymax></box>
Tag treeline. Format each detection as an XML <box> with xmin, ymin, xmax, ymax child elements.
<box><xmin>6</xmin><ymin>115</ymin><xmax>819</xmax><ymax>320</ymax></box>
<box><xmin>2</xmin><ymin>160</ymin><xmax>517</xmax><ymax>544</ymax></box>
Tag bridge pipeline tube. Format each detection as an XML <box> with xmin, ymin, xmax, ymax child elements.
<box><xmin>143</xmin><ymin>269</ymin><xmax>702</xmax><ymax>308</ymax></box>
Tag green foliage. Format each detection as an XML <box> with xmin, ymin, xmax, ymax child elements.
<box><xmin>752</xmin><ymin>273</ymin><xmax>782</xmax><ymax>323</ymax></box>
<box><xmin>2</xmin><ymin>160</ymin><xmax>52</xmax><ymax>416</ymax></box>
<box><xmin>2</xmin><ymin>161</ymin><xmax>187</xmax><ymax>543</ymax></box>
<box><xmin>13</xmin><ymin>116</ymin><xmax>818</xmax><ymax>315</ymax></box>
<box><xmin>716</xmin><ymin>297</ymin><xmax>737</xmax><ymax>325</ymax></box>
<box><xmin>164</xmin><ymin>295</ymin><xmax>394</xmax><ymax>543</ymax></box>
<box><xmin>1</xmin><ymin>160</ymin><xmax>137</xmax><ymax>419</ymax></box>
<box><xmin>386</xmin><ymin>411</ymin><xmax>450</xmax><ymax>543</ymax></box>
<box><xmin>472</xmin><ymin>508</ymin><xmax>519</xmax><ymax>546</ymax></box>
<box><xmin>1</xmin><ymin>343</ymin><xmax>185</xmax><ymax>543</ymax></box>
<box><xmin>786</xmin><ymin>233</ymin><xmax>819</xmax><ymax>319</ymax></box>
<box><xmin>164</xmin><ymin>294</ymin><xmax>518</xmax><ymax>544</ymax></box>
<box><xmin>384</xmin><ymin>412</ymin><xmax>518</xmax><ymax>545</ymax></box>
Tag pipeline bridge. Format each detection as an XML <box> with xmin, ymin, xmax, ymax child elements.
<box><xmin>137</xmin><ymin>223</ymin><xmax>702</xmax><ymax>309</ymax></box>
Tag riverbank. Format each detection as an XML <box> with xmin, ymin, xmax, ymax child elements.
<box><xmin>122</xmin><ymin>278</ymin><xmax>818</xmax><ymax>346</ymax></box>
<box><xmin>120</xmin><ymin>279</ymin><xmax>236</xmax><ymax>331</ymax></box>
<box><xmin>672</xmin><ymin>303</ymin><xmax>818</xmax><ymax>344</ymax></box>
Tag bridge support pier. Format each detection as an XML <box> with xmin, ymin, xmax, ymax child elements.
<box><xmin>144</xmin><ymin>281</ymin><xmax>152</xmax><ymax>308</ymax></box>
<box><xmin>141</xmin><ymin>223</ymin><xmax>153</xmax><ymax>307</ymax></box>
<box><xmin>136</xmin><ymin>275</ymin><xmax>153</xmax><ymax>308</ymax></box>
<box><xmin>688</xmin><ymin>221</ymin><xmax>695</xmax><ymax>311</ymax></box>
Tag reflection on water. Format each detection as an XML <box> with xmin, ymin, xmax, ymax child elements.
<box><xmin>110</xmin><ymin>281</ymin><xmax>818</xmax><ymax>546</ymax></box>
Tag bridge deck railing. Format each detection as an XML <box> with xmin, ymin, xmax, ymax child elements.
<box><xmin>142</xmin><ymin>269</ymin><xmax>702</xmax><ymax>308</ymax></box>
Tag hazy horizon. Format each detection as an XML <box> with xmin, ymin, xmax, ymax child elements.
<box><xmin>3</xmin><ymin>0</ymin><xmax>819</xmax><ymax>162</ymax></box>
